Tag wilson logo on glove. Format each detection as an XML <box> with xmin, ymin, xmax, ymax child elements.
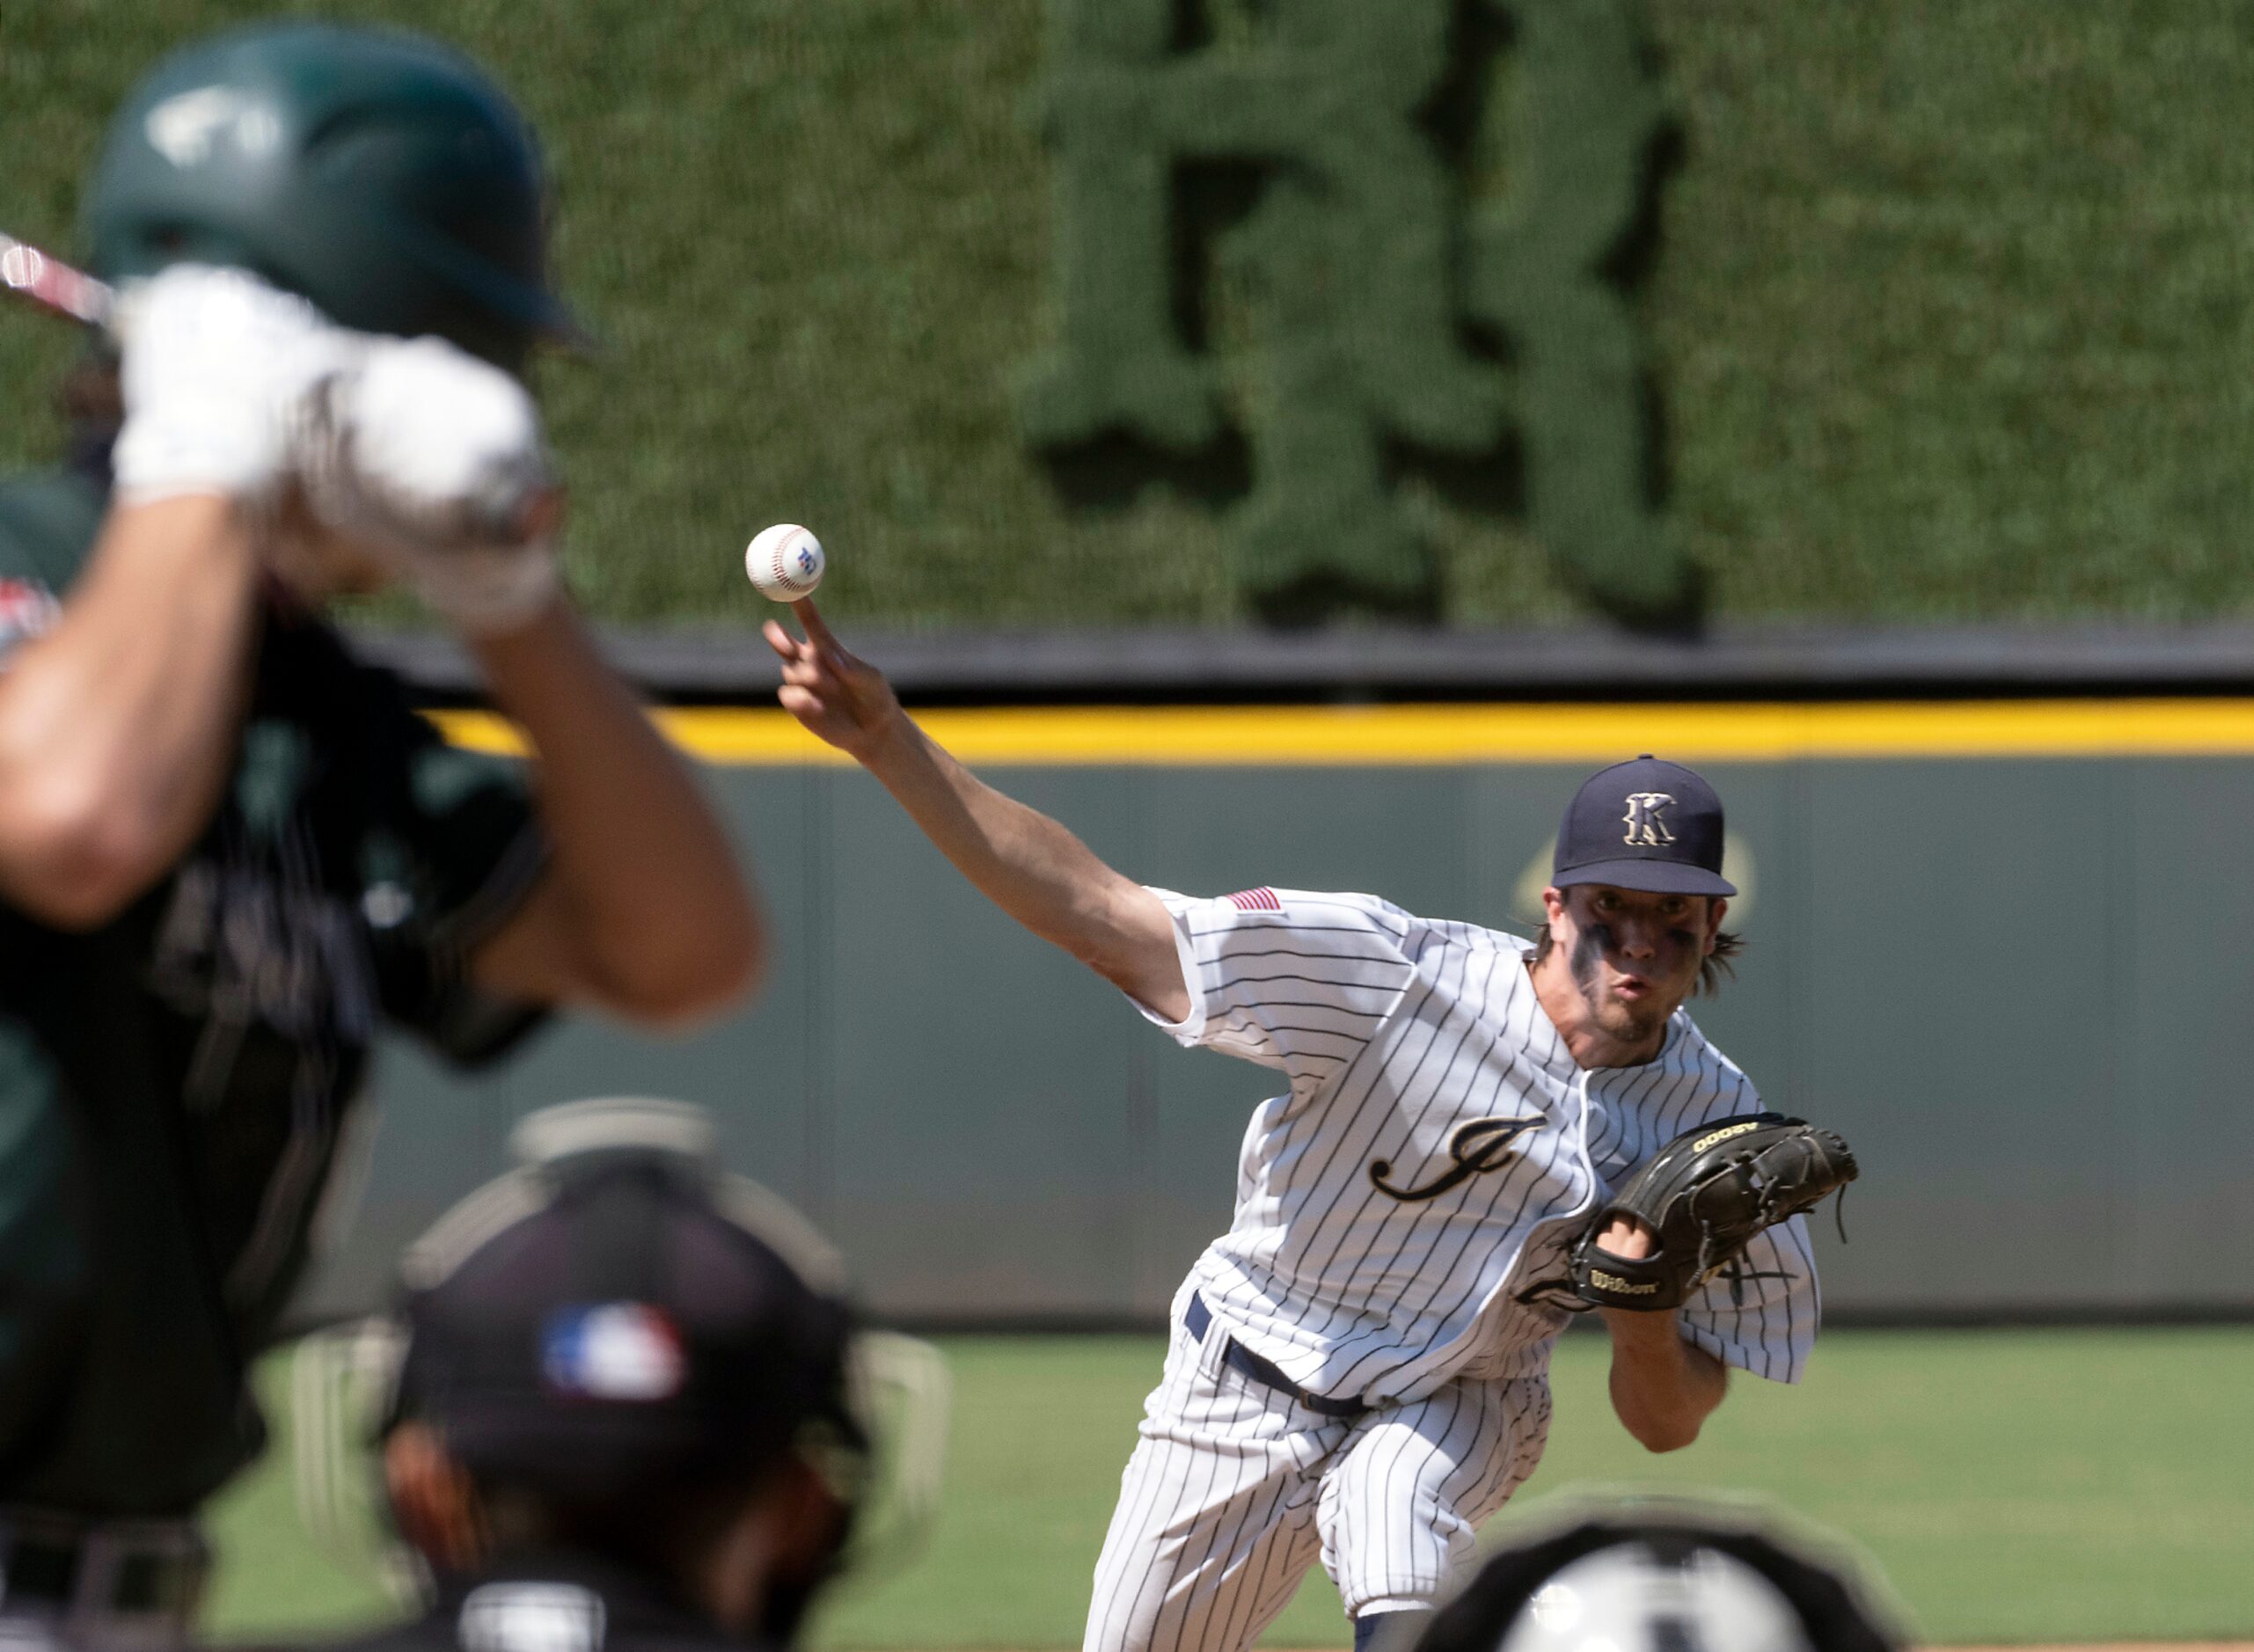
<box><xmin>1587</xmin><ymin>1271</ymin><xmax>1658</xmax><ymax>1296</ymax></box>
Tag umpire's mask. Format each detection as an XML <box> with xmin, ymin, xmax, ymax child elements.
<box><xmin>292</xmin><ymin>1099</ymin><xmax>948</xmax><ymax>1641</ymax></box>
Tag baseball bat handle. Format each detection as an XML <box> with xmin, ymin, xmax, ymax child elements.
<box><xmin>0</xmin><ymin>232</ymin><xmax>116</xmax><ymax>330</ymax></box>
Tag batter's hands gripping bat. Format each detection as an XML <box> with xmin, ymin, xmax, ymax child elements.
<box><xmin>10</xmin><ymin>239</ymin><xmax>557</xmax><ymax>629</ymax></box>
<box><xmin>0</xmin><ymin>231</ymin><xmax>115</xmax><ymax>330</ymax></box>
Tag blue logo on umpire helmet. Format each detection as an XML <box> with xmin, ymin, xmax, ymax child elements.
<box><xmin>540</xmin><ymin>1303</ymin><xmax>685</xmax><ymax>1400</ymax></box>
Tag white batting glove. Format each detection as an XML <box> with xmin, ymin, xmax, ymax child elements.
<box><xmin>296</xmin><ymin>336</ymin><xmax>562</xmax><ymax>636</ymax></box>
<box><xmin>110</xmin><ymin>264</ymin><xmax>355</xmax><ymax>507</ymax></box>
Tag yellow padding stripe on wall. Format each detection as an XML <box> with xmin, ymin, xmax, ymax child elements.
<box><xmin>430</xmin><ymin>698</ymin><xmax>2254</xmax><ymax>765</ymax></box>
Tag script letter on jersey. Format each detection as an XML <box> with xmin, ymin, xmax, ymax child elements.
<box><xmin>1370</xmin><ymin>1115</ymin><xmax>1545</xmax><ymax>1202</ymax></box>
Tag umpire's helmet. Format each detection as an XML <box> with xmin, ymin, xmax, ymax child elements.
<box><xmin>390</xmin><ymin>1100</ymin><xmax>865</xmax><ymax>1502</ymax></box>
<box><xmin>294</xmin><ymin>1100</ymin><xmax>948</xmax><ymax>1643</ymax></box>
<box><xmin>83</xmin><ymin>21</ymin><xmax>582</xmax><ymax>371</ymax></box>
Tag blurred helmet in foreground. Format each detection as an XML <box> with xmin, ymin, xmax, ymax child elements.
<box><xmin>84</xmin><ymin>20</ymin><xmax>584</xmax><ymax>370</ymax></box>
<box><xmin>1414</xmin><ymin>1496</ymin><xmax>1906</xmax><ymax>1652</ymax></box>
<box><xmin>1498</xmin><ymin>1541</ymin><xmax>1811</xmax><ymax>1652</ymax></box>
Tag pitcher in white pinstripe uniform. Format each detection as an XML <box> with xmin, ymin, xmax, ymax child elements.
<box><xmin>764</xmin><ymin>605</ymin><xmax>1823</xmax><ymax>1652</ymax></box>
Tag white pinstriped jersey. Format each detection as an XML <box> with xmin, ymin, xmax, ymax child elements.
<box><xmin>1138</xmin><ymin>887</ymin><xmax>1819</xmax><ymax>1405</ymax></box>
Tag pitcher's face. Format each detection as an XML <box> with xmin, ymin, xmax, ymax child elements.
<box><xmin>1542</xmin><ymin>883</ymin><xmax>1724</xmax><ymax>1043</ymax></box>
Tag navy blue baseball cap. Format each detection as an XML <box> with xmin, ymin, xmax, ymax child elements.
<box><xmin>1551</xmin><ymin>756</ymin><xmax>1736</xmax><ymax>897</ymax></box>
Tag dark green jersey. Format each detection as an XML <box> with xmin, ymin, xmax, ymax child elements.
<box><xmin>0</xmin><ymin>467</ymin><xmax>550</xmax><ymax>1517</ymax></box>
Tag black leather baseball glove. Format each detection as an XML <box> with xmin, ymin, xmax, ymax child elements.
<box><xmin>1526</xmin><ymin>1113</ymin><xmax>1857</xmax><ymax>1312</ymax></box>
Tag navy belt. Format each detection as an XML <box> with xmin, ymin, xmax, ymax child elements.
<box><xmin>1185</xmin><ymin>1292</ymin><xmax>1368</xmax><ymax>1419</ymax></box>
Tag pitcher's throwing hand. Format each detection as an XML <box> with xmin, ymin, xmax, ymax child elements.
<box><xmin>765</xmin><ymin>600</ymin><xmax>908</xmax><ymax>763</ymax></box>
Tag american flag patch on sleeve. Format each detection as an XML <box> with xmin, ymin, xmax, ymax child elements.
<box><xmin>0</xmin><ymin>578</ymin><xmax>60</xmax><ymax>665</ymax></box>
<box><xmin>1226</xmin><ymin>888</ymin><xmax>1282</xmax><ymax>912</ymax></box>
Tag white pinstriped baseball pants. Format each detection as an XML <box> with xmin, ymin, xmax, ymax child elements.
<box><xmin>1083</xmin><ymin>1298</ymin><xmax>1553</xmax><ymax>1652</ymax></box>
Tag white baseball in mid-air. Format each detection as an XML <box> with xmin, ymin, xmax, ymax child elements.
<box><xmin>744</xmin><ymin>523</ymin><xmax>825</xmax><ymax>602</ymax></box>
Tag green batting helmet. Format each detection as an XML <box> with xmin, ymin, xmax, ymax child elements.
<box><xmin>83</xmin><ymin>21</ymin><xmax>582</xmax><ymax>371</ymax></box>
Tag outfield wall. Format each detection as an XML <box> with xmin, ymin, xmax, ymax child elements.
<box><xmin>298</xmin><ymin>701</ymin><xmax>2254</xmax><ymax>1327</ymax></box>
<box><xmin>14</xmin><ymin>2</ymin><xmax>2254</xmax><ymax>628</ymax></box>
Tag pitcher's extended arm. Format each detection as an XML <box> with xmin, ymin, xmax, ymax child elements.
<box><xmin>765</xmin><ymin>603</ymin><xmax>1186</xmax><ymax>1020</ymax></box>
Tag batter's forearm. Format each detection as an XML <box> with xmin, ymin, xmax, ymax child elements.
<box><xmin>470</xmin><ymin>601</ymin><xmax>764</xmax><ymax>1020</ymax></box>
<box><xmin>1601</xmin><ymin>1310</ymin><xmax>1727</xmax><ymax>1452</ymax></box>
<box><xmin>0</xmin><ymin>497</ymin><xmax>261</xmax><ymax>926</ymax></box>
<box><xmin>863</xmin><ymin>717</ymin><xmax>1186</xmax><ymax>1014</ymax></box>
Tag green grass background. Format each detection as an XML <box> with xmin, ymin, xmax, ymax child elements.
<box><xmin>11</xmin><ymin>2</ymin><xmax>2254</xmax><ymax>626</ymax></box>
<box><xmin>210</xmin><ymin>1327</ymin><xmax>2254</xmax><ymax>1648</ymax></box>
